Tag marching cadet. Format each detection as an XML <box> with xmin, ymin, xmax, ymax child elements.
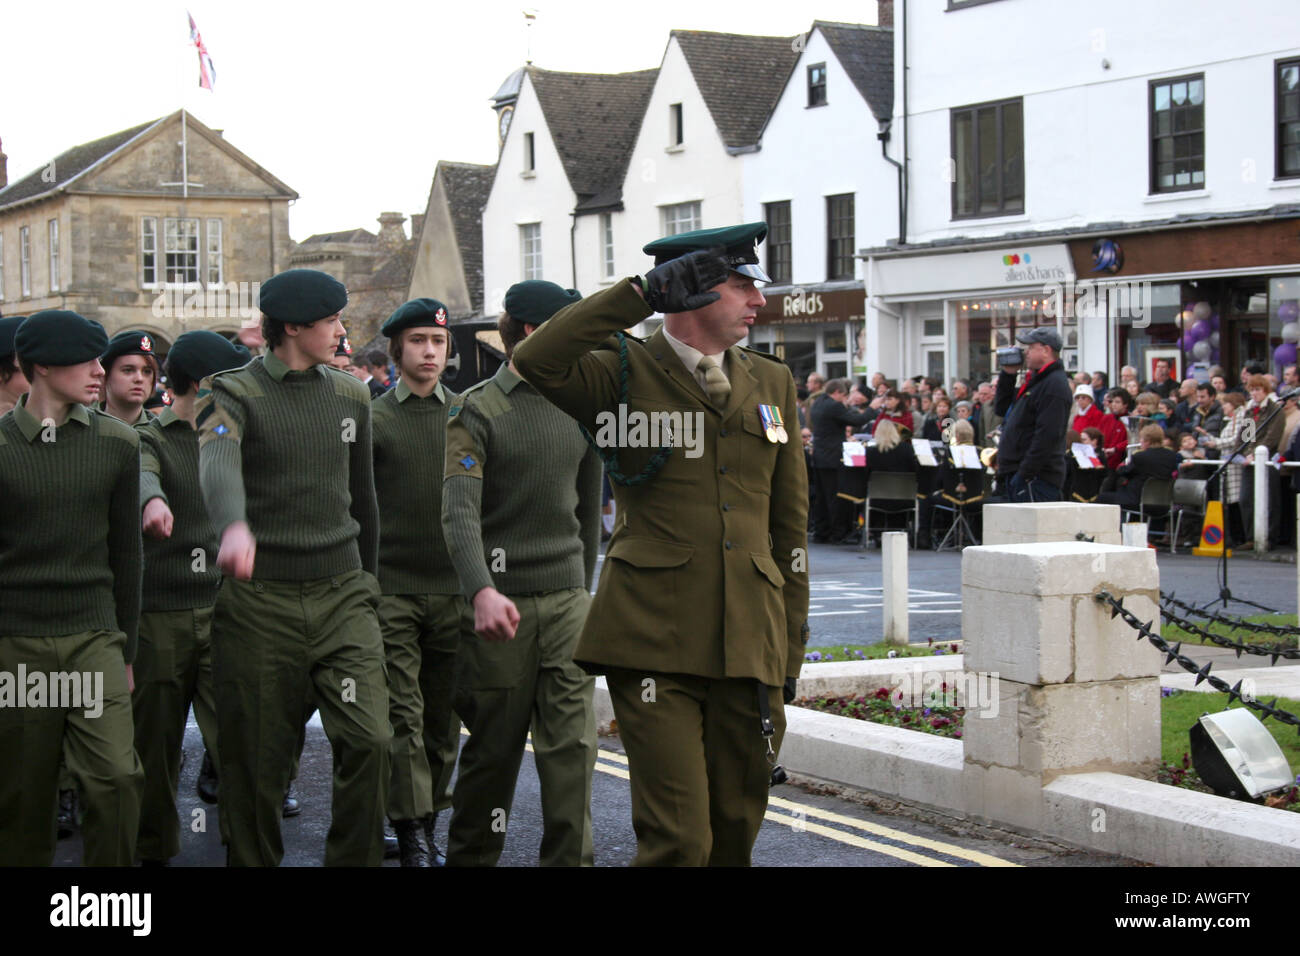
<box><xmin>0</xmin><ymin>310</ymin><xmax>145</xmax><ymax>865</ymax></box>
<box><xmin>513</xmin><ymin>223</ymin><xmax>810</xmax><ymax>866</ymax></box>
<box><xmin>100</xmin><ymin>329</ymin><xmax>160</xmax><ymax>425</ymax></box>
<box><xmin>442</xmin><ymin>280</ymin><xmax>603</xmax><ymax>867</ymax></box>
<box><xmin>0</xmin><ymin>315</ymin><xmax>29</xmax><ymax>415</ymax></box>
<box><xmin>134</xmin><ymin>330</ymin><xmax>249</xmax><ymax>865</ymax></box>
<box><xmin>371</xmin><ymin>298</ymin><xmax>462</xmax><ymax>867</ymax></box>
<box><xmin>197</xmin><ymin>268</ymin><xmax>392</xmax><ymax>866</ymax></box>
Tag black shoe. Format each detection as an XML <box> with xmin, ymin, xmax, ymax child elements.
<box><xmin>383</xmin><ymin>823</ymin><xmax>401</xmax><ymax>860</ymax></box>
<box><xmin>196</xmin><ymin>750</ymin><xmax>219</xmax><ymax>805</ymax></box>
<box><xmin>56</xmin><ymin>790</ymin><xmax>77</xmax><ymax>839</ymax></box>
<box><xmin>423</xmin><ymin>813</ymin><xmax>447</xmax><ymax>868</ymax></box>
<box><xmin>392</xmin><ymin>819</ymin><xmax>431</xmax><ymax>867</ymax></box>
<box><xmin>282</xmin><ymin>784</ymin><xmax>301</xmax><ymax>818</ymax></box>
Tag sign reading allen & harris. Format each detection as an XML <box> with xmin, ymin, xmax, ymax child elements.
<box><xmin>754</xmin><ymin>287</ymin><xmax>865</xmax><ymax>326</ymax></box>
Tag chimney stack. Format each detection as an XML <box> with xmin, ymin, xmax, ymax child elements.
<box><xmin>377</xmin><ymin>212</ymin><xmax>407</xmax><ymax>251</ymax></box>
<box><xmin>0</xmin><ymin>138</ymin><xmax>8</xmax><ymax>190</ymax></box>
<box><xmin>410</xmin><ymin>213</ymin><xmax>426</xmax><ymax>239</ymax></box>
<box><xmin>878</xmin><ymin>0</ymin><xmax>894</xmax><ymax>27</ymax></box>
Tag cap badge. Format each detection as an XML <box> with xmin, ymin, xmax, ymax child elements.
<box><xmin>435</xmin><ymin>307</ymin><xmax>448</xmax><ymax>325</ymax></box>
<box><xmin>140</xmin><ymin>335</ymin><xmax>152</xmax><ymax>352</ymax></box>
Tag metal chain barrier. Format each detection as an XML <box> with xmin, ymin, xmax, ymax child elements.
<box><xmin>1095</xmin><ymin>590</ymin><xmax>1300</xmax><ymax>734</ymax></box>
<box><xmin>1157</xmin><ymin>595</ymin><xmax>1300</xmax><ymax>662</ymax></box>
<box><xmin>1162</xmin><ymin>592</ymin><xmax>1300</xmax><ymax>639</ymax></box>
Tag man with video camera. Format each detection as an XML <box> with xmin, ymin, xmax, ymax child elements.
<box><xmin>993</xmin><ymin>327</ymin><xmax>1073</xmax><ymax>502</ymax></box>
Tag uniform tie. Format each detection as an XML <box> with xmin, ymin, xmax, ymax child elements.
<box><xmin>697</xmin><ymin>355</ymin><xmax>730</xmax><ymax>409</ymax></box>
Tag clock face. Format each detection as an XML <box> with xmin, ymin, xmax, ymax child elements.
<box><xmin>498</xmin><ymin>107</ymin><xmax>514</xmax><ymax>142</ymax></box>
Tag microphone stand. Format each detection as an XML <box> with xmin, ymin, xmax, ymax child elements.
<box><xmin>1199</xmin><ymin>393</ymin><xmax>1292</xmax><ymax>613</ymax></box>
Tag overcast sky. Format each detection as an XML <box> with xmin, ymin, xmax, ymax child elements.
<box><xmin>1</xmin><ymin>0</ymin><xmax>877</xmax><ymax>242</ymax></box>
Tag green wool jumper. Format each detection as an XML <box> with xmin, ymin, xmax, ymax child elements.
<box><xmin>196</xmin><ymin>352</ymin><xmax>380</xmax><ymax>581</ymax></box>
<box><xmin>0</xmin><ymin>397</ymin><xmax>143</xmax><ymax>661</ymax></box>
<box><xmin>370</xmin><ymin>378</ymin><xmax>461</xmax><ymax>595</ymax></box>
<box><xmin>139</xmin><ymin>407</ymin><xmax>222</xmax><ymax>611</ymax></box>
<box><xmin>442</xmin><ymin>364</ymin><xmax>602</xmax><ymax>600</ymax></box>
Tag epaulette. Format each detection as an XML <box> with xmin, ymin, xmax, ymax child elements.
<box><xmin>457</xmin><ymin>378</ymin><xmax>493</xmax><ymax>398</ymax></box>
<box><xmin>738</xmin><ymin>345</ymin><xmax>786</xmax><ymax>363</ymax></box>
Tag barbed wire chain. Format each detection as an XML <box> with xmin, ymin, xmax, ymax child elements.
<box><xmin>1095</xmin><ymin>590</ymin><xmax>1300</xmax><ymax>733</ymax></box>
<box><xmin>1162</xmin><ymin>592</ymin><xmax>1300</xmax><ymax>639</ymax></box>
<box><xmin>1157</xmin><ymin>596</ymin><xmax>1300</xmax><ymax>661</ymax></box>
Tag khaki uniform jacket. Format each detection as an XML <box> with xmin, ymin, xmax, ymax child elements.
<box><xmin>512</xmin><ymin>279</ymin><xmax>810</xmax><ymax>686</ymax></box>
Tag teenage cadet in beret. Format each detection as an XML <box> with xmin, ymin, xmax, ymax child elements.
<box><xmin>101</xmin><ymin>329</ymin><xmax>161</xmax><ymax>426</ymax></box>
<box><xmin>132</xmin><ymin>330</ymin><xmax>249</xmax><ymax>864</ymax></box>
<box><xmin>0</xmin><ymin>309</ymin><xmax>145</xmax><ymax>865</ymax></box>
<box><xmin>370</xmin><ymin>298</ymin><xmax>460</xmax><ymax>865</ymax></box>
<box><xmin>196</xmin><ymin>268</ymin><xmax>391</xmax><ymax>865</ymax></box>
<box><xmin>513</xmin><ymin>222</ymin><xmax>810</xmax><ymax>866</ymax></box>
<box><xmin>442</xmin><ymin>281</ymin><xmax>602</xmax><ymax>866</ymax></box>
<box><xmin>0</xmin><ymin>315</ymin><xmax>29</xmax><ymax>416</ymax></box>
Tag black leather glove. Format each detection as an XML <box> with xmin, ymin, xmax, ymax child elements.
<box><xmin>639</xmin><ymin>249</ymin><xmax>729</xmax><ymax>313</ymax></box>
<box><xmin>783</xmin><ymin>676</ymin><xmax>797</xmax><ymax>705</ymax></box>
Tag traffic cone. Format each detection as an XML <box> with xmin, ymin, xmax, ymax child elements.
<box><xmin>1192</xmin><ymin>499</ymin><xmax>1232</xmax><ymax>557</ymax></box>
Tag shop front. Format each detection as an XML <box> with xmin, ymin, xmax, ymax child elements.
<box><xmin>746</xmin><ymin>281</ymin><xmax>865</xmax><ymax>384</ymax></box>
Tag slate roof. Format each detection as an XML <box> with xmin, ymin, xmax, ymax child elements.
<box><xmin>436</xmin><ymin>161</ymin><xmax>495</xmax><ymax>317</ymax></box>
<box><xmin>672</xmin><ymin>30</ymin><xmax>801</xmax><ymax>150</ymax></box>
<box><xmin>0</xmin><ymin>119</ymin><xmax>158</xmax><ymax>209</ymax></box>
<box><xmin>300</xmin><ymin>228</ymin><xmax>377</xmax><ymax>245</ymax></box>
<box><xmin>816</xmin><ymin>21</ymin><xmax>894</xmax><ymax>122</ymax></box>
<box><xmin>528</xmin><ymin>66</ymin><xmax>657</xmax><ymax>211</ymax></box>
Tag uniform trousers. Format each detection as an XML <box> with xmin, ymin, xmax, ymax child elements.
<box><xmin>378</xmin><ymin>592</ymin><xmax>462</xmax><ymax>821</ymax></box>
<box><xmin>213</xmin><ymin>568</ymin><xmax>392</xmax><ymax>866</ymax></box>
<box><xmin>448</xmin><ymin>587</ymin><xmax>596</xmax><ymax>867</ymax></box>
<box><xmin>132</xmin><ymin>605</ymin><xmax>218</xmax><ymax>861</ymax></box>
<box><xmin>605</xmin><ymin>669</ymin><xmax>785</xmax><ymax>867</ymax></box>
<box><xmin>0</xmin><ymin>629</ymin><xmax>143</xmax><ymax>865</ymax></box>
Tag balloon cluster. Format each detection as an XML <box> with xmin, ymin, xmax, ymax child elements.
<box><xmin>1276</xmin><ymin>300</ymin><xmax>1300</xmax><ymax>370</ymax></box>
<box><xmin>1179</xmin><ymin>301</ymin><xmax>1220</xmax><ymax>364</ymax></box>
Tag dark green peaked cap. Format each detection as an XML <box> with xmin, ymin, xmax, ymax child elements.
<box><xmin>642</xmin><ymin>222</ymin><xmax>770</xmax><ymax>282</ymax></box>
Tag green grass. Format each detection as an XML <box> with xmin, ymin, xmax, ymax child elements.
<box><xmin>1161</xmin><ymin>612</ymin><xmax>1299</xmax><ymax>649</ymax></box>
<box><xmin>804</xmin><ymin>640</ymin><xmax>964</xmax><ymax>662</ymax></box>
<box><xmin>1160</xmin><ymin>689</ymin><xmax>1300</xmax><ymax>777</ymax></box>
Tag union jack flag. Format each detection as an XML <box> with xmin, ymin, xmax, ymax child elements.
<box><xmin>188</xmin><ymin>12</ymin><xmax>216</xmax><ymax>90</ymax></box>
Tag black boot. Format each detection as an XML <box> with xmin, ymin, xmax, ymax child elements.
<box><xmin>392</xmin><ymin>820</ymin><xmax>430</xmax><ymax>867</ymax></box>
<box><xmin>282</xmin><ymin>783</ymin><xmax>301</xmax><ymax>818</ymax></box>
<box><xmin>383</xmin><ymin>822</ymin><xmax>400</xmax><ymax>860</ymax></box>
<box><xmin>56</xmin><ymin>790</ymin><xmax>77</xmax><ymax>839</ymax></box>
<box><xmin>196</xmin><ymin>750</ymin><xmax>219</xmax><ymax>805</ymax></box>
<box><xmin>423</xmin><ymin>813</ymin><xmax>447</xmax><ymax>868</ymax></box>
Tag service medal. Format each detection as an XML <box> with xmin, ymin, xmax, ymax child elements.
<box><xmin>771</xmin><ymin>404</ymin><xmax>789</xmax><ymax>443</ymax></box>
<box><xmin>758</xmin><ymin>404</ymin><xmax>780</xmax><ymax>443</ymax></box>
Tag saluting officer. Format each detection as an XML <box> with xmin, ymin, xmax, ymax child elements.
<box><xmin>0</xmin><ymin>310</ymin><xmax>145</xmax><ymax>865</ymax></box>
<box><xmin>197</xmin><ymin>268</ymin><xmax>392</xmax><ymax>866</ymax></box>
<box><xmin>133</xmin><ymin>330</ymin><xmax>250</xmax><ymax>864</ymax></box>
<box><xmin>372</xmin><ymin>298</ymin><xmax>463</xmax><ymax>867</ymax></box>
<box><xmin>100</xmin><ymin>329</ymin><xmax>160</xmax><ymax>425</ymax></box>
<box><xmin>442</xmin><ymin>280</ymin><xmax>603</xmax><ymax>867</ymax></box>
<box><xmin>513</xmin><ymin>224</ymin><xmax>810</xmax><ymax>866</ymax></box>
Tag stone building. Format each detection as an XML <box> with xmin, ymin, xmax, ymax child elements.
<box><xmin>0</xmin><ymin>110</ymin><xmax>296</xmax><ymax>351</ymax></box>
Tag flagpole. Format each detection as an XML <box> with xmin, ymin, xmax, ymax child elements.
<box><xmin>180</xmin><ymin>108</ymin><xmax>188</xmax><ymax>200</ymax></box>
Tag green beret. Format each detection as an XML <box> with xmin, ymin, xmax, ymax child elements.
<box><xmin>168</xmin><ymin>330</ymin><xmax>251</xmax><ymax>382</ymax></box>
<box><xmin>504</xmin><ymin>281</ymin><xmax>582</xmax><ymax>326</ymax></box>
<box><xmin>335</xmin><ymin>335</ymin><xmax>353</xmax><ymax>358</ymax></box>
<box><xmin>15</xmin><ymin>310</ymin><xmax>108</xmax><ymax>367</ymax></box>
<box><xmin>257</xmin><ymin>268</ymin><xmax>348</xmax><ymax>324</ymax></box>
<box><xmin>382</xmin><ymin>298</ymin><xmax>451</xmax><ymax>337</ymax></box>
<box><xmin>0</xmin><ymin>315</ymin><xmax>26</xmax><ymax>359</ymax></box>
<box><xmin>101</xmin><ymin>329</ymin><xmax>161</xmax><ymax>370</ymax></box>
<box><xmin>642</xmin><ymin>222</ymin><xmax>770</xmax><ymax>282</ymax></box>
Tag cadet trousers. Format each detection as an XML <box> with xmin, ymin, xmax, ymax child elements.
<box><xmin>213</xmin><ymin>569</ymin><xmax>392</xmax><ymax>866</ymax></box>
<box><xmin>447</xmin><ymin>587</ymin><xmax>596</xmax><ymax>867</ymax></box>
<box><xmin>605</xmin><ymin>670</ymin><xmax>785</xmax><ymax>867</ymax></box>
<box><xmin>132</xmin><ymin>605</ymin><xmax>219</xmax><ymax>862</ymax></box>
<box><xmin>378</xmin><ymin>592</ymin><xmax>463</xmax><ymax>822</ymax></box>
<box><xmin>0</xmin><ymin>630</ymin><xmax>143</xmax><ymax>866</ymax></box>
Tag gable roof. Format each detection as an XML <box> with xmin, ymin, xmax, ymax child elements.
<box><xmin>437</xmin><ymin>161</ymin><xmax>495</xmax><ymax>316</ymax></box>
<box><xmin>0</xmin><ymin>119</ymin><xmax>158</xmax><ymax>210</ymax></box>
<box><xmin>816</xmin><ymin>21</ymin><xmax>894</xmax><ymax>122</ymax></box>
<box><xmin>528</xmin><ymin>66</ymin><xmax>658</xmax><ymax>211</ymax></box>
<box><xmin>671</xmin><ymin>30</ymin><xmax>801</xmax><ymax>151</ymax></box>
<box><xmin>300</xmin><ymin>228</ymin><xmax>378</xmax><ymax>245</ymax></box>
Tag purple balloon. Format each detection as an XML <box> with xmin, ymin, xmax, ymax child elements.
<box><xmin>1191</xmin><ymin>319</ymin><xmax>1212</xmax><ymax>341</ymax></box>
<box><xmin>1274</xmin><ymin>343</ymin><xmax>1298</xmax><ymax>368</ymax></box>
<box><xmin>1210</xmin><ymin>348</ymin><xmax>1221</xmax><ymax>364</ymax></box>
<box><xmin>1209</xmin><ymin>313</ymin><xmax>1220</xmax><ymax>330</ymax></box>
<box><xmin>1279</xmin><ymin>301</ymin><xmax>1300</xmax><ymax>324</ymax></box>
